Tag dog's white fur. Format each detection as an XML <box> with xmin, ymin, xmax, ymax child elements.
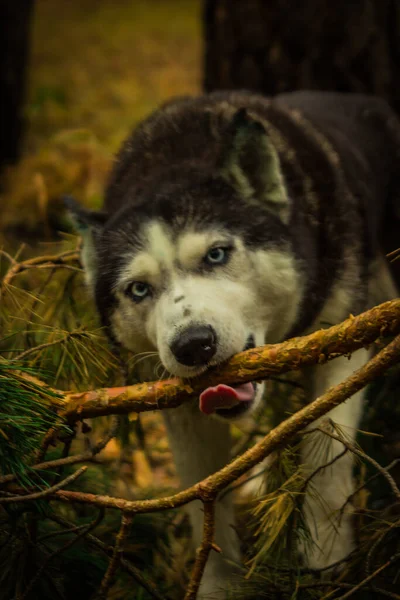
<box><xmin>81</xmin><ymin>214</ymin><xmax>397</xmax><ymax>597</ymax></box>
<box><xmin>244</xmin><ymin>253</ymin><xmax>397</xmax><ymax>574</ymax></box>
<box><xmin>110</xmin><ymin>222</ymin><xmax>303</xmax><ymax>378</ymax></box>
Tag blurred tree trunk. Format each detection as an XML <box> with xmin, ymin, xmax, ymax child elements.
<box><xmin>203</xmin><ymin>0</ymin><xmax>400</xmax><ymax>115</ymax></box>
<box><xmin>0</xmin><ymin>0</ymin><xmax>34</xmax><ymax>172</ymax></box>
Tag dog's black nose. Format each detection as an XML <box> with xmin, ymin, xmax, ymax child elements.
<box><xmin>170</xmin><ymin>325</ymin><xmax>217</xmax><ymax>367</ymax></box>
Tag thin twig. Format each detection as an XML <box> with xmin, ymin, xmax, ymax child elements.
<box><xmin>49</xmin><ymin>514</ymin><xmax>166</xmax><ymax>600</ymax></box>
<box><xmin>317</xmin><ymin>427</ymin><xmax>400</xmax><ymax>502</ymax></box>
<box><xmin>52</xmin><ymin>435</ymin><xmax>75</xmax><ymax>484</ymax></box>
<box><xmin>0</xmin><ymin>249</ymin><xmax>17</xmax><ymax>265</ymax></box>
<box><xmin>25</xmin><ymin>266</ymin><xmax>57</xmax><ymax>347</ymax></box>
<box><xmin>334</xmin><ymin>552</ymin><xmax>400</xmax><ymax>600</ymax></box>
<box><xmin>22</xmin><ymin>263</ymin><xmax>82</xmax><ymax>273</ymax></box>
<box><xmin>387</xmin><ymin>247</ymin><xmax>400</xmax><ymax>260</ymax></box>
<box><xmin>301</xmin><ymin>447</ymin><xmax>348</xmax><ymax>492</ymax></box>
<box><xmin>299</xmin><ymin>581</ymin><xmax>400</xmax><ymax>599</ymax></box>
<box><xmin>35</xmin><ymin>411</ymin><xmax>119</xmax><ymax>477</ymax></box>
<box><xmin>19</xmin><ymin>507</ymin><xmax>105</xmax><ymax>600</ymax></box>
<box><xmin>254</xmin><ymin>550</ymin><xmax>356</xmax><ymax>574</ymax></box>
<box><xmin>0</xmin><ymin>466</ymin><xmax>87</xmax><ymax>504</ymax></box>
<box><xmin>91</xmin><ymin>415</ymin><xmax>121</xmax><ymax>455</ymax></box>
<box><xmin>36</xmin><ymin>424</ymin><xmax>65</xmax><ymax>463</ymax></box>
<box><xmin>38</xmin><ymin>522</ymin><xmax>90</xmax><ymax>542</ymax></box>
<box><xmin>1</xmin><ymin>249</ymin><xmax>80</xmax><ymax>291</ymax></box>
<box><xmin>95</xmin><ymin>512</ymin><xmax>134</xmax><ymax>599</ymax></box>
<box><xmin>12</xmin><ymin>331</ymin><xmax>83</xmax><ymax>361</ymax></box>
<box><xmin>0</xmin><ymin>452</ymin><xmax>93</xmax><ymax>486</ymax></box>
<box><xmin>339</xmin><ymin>459</ymin><xmax>400</xmax><ymax>519</ymax></box>
<box><xmin>0</xmin><ymin>419</ymin><xmax>121</xmax><ymax>486</ymax></box>
<box><xmin>184</xmin><ymin>501</ymin><xmax>217</xmax><ymax>600</ymax></box>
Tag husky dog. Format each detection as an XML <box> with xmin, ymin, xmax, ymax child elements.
<box><xmin>67</xmin><ymin>91</ymin><xmax>399</xmax><ymax>598</ymax></box>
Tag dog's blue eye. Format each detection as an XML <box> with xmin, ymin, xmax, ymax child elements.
<box><xmin>128</xmin><ymin>282</ymin><xmax>151</xmax><ymax>301</ymax></box>
<box><xmin>205</xmin><ymin>247</ymin><xmax>230</xmax><ymax>265</ymax></box>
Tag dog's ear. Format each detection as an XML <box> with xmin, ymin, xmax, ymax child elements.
<box><xmin>219</xmin><ymin>108</ymin><xmax>289</xmax><ymax>223</ymax></box>
<box><xmin>64</xmin><ymin>196</ymin><xmax>107</xmax><ymax>291</ymax></box>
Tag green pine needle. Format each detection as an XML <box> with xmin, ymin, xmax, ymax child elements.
<box><xmin>0</xmin><ymin>360</ymin><xmax>67</xmax><ymax>486</ymax></box>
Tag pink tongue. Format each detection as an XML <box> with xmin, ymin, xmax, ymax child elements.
<box><xmin>199</xmin><ymin>382</ymin><xmax>255</xmax><ymax>415</ymax></box>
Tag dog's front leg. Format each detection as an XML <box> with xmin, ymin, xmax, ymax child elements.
<box><xmin>163</xmin><ymin>401</ymin><xmax>240</xmax><ymax>599</ymax></box>
<box><xmin>299</xmin><ymin>347</ymin><xmax>372</xmax><ymax>569</ymax></box>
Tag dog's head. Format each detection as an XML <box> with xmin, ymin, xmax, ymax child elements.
<box><xmin>67</xmin><ymin>108</ymin><xmax>302</xmax><ymax>418</ymax></box>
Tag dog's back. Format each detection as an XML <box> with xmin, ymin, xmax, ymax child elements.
<box><xmin>276</xmin><ymin>91</ymin><xmax>400</xmax><ymax>278</ymax></box>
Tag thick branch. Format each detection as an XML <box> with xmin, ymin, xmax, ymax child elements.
<box><xmin>63</xmin><ymin>299</ymin><xmax>400</xmax><ymax>422</ymax></box>
<box><xmin>52</xmin><ymin>334</ymin><xmax>400</xmax><ymax>514</ymax></box>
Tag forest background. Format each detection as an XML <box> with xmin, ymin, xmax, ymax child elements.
<box><xmin>0</xmin><ymin>2</ymin><xmax>399</xmax><ymax>599</ymax></box>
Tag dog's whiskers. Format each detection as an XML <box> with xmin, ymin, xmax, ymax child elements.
<box><xmin>130</xmin><ymin>352</ymin><xmax>159</xmax><ymax>370</ymax></box>
<box><xmin>155</xmin><ymin>361</ymin><xmax>168</xmax><ymax>381</ymax></box>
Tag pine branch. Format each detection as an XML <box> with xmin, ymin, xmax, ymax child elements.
<box><xmin>0</xmin><ymin>466</ymin><xmax>87</xmax><ymax>504</ymax></box>
<box><xmin>0</xmin><ymin>361</ymin><xmax>67</xmax><ymax>486</ymax></box>
<box><xmin>11</xmin><ymin>331</ymin><xmax>85</xmax><ymax>362</ymax></box>
<box><xmin>43</xmin><ymin>334</ymin><xmax>400</xmax><ymax>517</ymax></box>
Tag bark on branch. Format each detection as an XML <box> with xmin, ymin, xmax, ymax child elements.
<box><xmin>63</xmin><ymin>298</ymin><xmax>400</xmax><ymax>422</ymax></box>
<box><xmin>184</xmin><ymin>501</ymin><xmax>217</xmax><ymax>600</ymax></box>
